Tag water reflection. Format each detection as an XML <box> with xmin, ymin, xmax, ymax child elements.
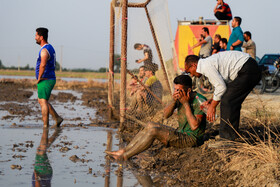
<box><xmin>32</xmin><ymin>127</ymin><xmax>62</xmax><ymax>187</ymax></box>
<box><xmin>104</xmin><ymin>131</ymin><xmax>155</xmax><ymax>187</ymax></box>
<box><xmin>129</xmin><ymin>165</ymin><xmax>154</xmax><ymax>187</ymax></box>
<box><xmin>105</xmin><ymin>131</ymin><xmax>112</xmax><ymax>187</ymax></box>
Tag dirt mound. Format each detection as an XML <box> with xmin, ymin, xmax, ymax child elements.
<box><xmin>50</xmin><ymin>92</ymin><xmax>77</xmax><ymax>102</ymax></box>
<box><xmin>0</xmin><ymin>80</ymin><xmax>33</xmax><ymax>102</ymax></box>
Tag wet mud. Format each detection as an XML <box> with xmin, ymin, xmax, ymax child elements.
<box><xmin>0</xmin><ymin>78</ymin><xmax>279</xmax><ymax>186</ymax></box>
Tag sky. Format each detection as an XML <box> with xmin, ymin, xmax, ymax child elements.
<box><xmin>0</xmin><ymin>0</ymin><xmax>279</xmax><ymax>70</ymax></box>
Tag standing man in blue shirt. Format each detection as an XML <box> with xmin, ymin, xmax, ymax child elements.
<box><xmin>35</xmin><ymin>27</ymin><xmax>63</xmax><ymax>128</ymax></box>
<box><xmin>227</xmin><ymin>17</ymin><xmax>244</xmax><ymax>51</ymax></box>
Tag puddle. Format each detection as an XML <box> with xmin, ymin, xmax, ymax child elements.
<box><xmin>0</xmin><ymin>127</ymin><xmax>142</xmax><ymax>186</ymax></box>
<box><xmin>0</xmin><ymin>88</ymin><xmax>151</xmax><ymax>186</ymax></box>
<box><xmin>0</xmin><ymin>90</ymin><xmax>96</xmax><ymax>128</ymax></box>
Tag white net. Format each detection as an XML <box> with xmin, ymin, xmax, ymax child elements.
<box><xmin>111</xmin><ymin>0</ymin><xmax>179</xmax><ymax>123</ymax></box>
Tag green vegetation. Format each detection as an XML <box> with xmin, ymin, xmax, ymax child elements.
<box><xmin>0</xmin><ymin>70</ymin><xmax>120</xmax><ymax>79</ymax></box>
<box><xmin>0</xmin><ymin>54</ymin><xmax>123</xmax><ymax>78</ymax></box>
<box><xmin>0</xmin><ymin>59</ymin><xmax>123</xmax><ymax>79</ymax></box>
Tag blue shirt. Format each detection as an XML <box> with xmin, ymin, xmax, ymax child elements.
<box><xmin>227</xmin><ymin>26</ymin><xmax>244</xmax><ymax>51</ymax></box>
<box><xmin>36</xmin><ymin>44</ymin><xmax>56</xmax><ymax>80</ymax></box>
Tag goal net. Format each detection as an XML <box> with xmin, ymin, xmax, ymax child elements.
<box><xmin>110</xmin><ymin>0</ymin><xmax>180</xmax><ymax>124</ymax></box>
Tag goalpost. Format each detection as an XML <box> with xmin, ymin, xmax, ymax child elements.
<box><xmin>108</xmin><ymin>0</ymin><xmax>179</xmax><ymax>126</ymax></box>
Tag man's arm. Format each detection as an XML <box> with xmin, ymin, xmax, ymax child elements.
<box><xmin>212</xmin><ymin>48</ymin><xmax>218</xmax><ymax>54</ymax></box>
<box><xmin>190</xmin><ymin>39</ymin><xmax>207</xmax><ymax>50</ymax></box>
<box><xmin>137</xmin><ymin>52</ymin><xmax>149</xmax><ymax>63</ymax></box>
<box><xmin>207</xmin><ymin>100</ymin><xmax>220</xmax><ymax>122</ymax></box>
<box><xmin>163</xmin><ymin>93</ymin><xmax>178</xmax><ymax>119</ymax></box>
<box><xmin>230</xmin><ymin>40</ymin><xmax>243</xmax><ymax>50</ymax></box>
<box><xmin>177</xmin><ymin>89</ymin><xmax>202</xmax><ymax>131</ymax></box>
<box><xmin>214</xmin><ymin>4</ymin><xmax>219</xmax><ymax>13</ymax></box>
<box><xmin>182</xmin><ymin>101</ymin><xmax>203</xmax><ymax>130</ymax></box>
<box><xmin>163</xmin><ymin>100</ymin><xmax>177</xmax><ymax>119</ymax></box>
<box><xmin>230</xmin><ymin>30</ymin><xmax>244</xmax><ymax>50</ymax></box>
<box><xmin>37</xmin><ymin>48</ymin><xmax>49</xmax><ymax>84</ymax></box>
<box><xmin>214</xmin><ymin>4</ymin><xmax>225</xmax><ymax>13</ymax></box>
<box><xmin>198</xmin><ymin>63</ymin><xmax>226</xmax><ymax>121</ymax></box>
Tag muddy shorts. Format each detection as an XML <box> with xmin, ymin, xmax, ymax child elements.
<box><xmin>167</xmin><ymin>130</ymin><xmax>197</xmax><ymax>148</ymax></box>
<box><xmin>37</xmin><ymin>80</ymin><xmax>56</xmax><ymax>100</ymax></box>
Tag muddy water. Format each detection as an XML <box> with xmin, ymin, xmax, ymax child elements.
<box><xmin>0</xmin><ymin>90</ymin><xmax>94</xmax><ymax>127</ymax></box>
<box><xmin>0</xmin><ymin>127</ymin><xmax>141</xmax><ymax>186</ymax></box>
<box><xmin>0</xmin><ymin>89</ymin><xmax>141</xmax><ymax>187</ymax></box>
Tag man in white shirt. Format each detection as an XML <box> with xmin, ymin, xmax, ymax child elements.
<box><xmin>184</xmin><ymin>51</ymin><xmax>261</xmax><ymax>141</ymax></box>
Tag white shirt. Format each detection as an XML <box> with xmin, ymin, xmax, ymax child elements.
<box><xmin>196</xmin><ymin>51</ymin><xmax>250</xmax><ymax>101</ymax></box>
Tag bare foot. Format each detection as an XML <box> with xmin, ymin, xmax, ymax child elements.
<box><xmin>51</xmin><ymin>116</ymin><xmax>63</xmax><ymax>128</ymax></box>
<box><xmin>105</xmin><ymin>150</ymin><xmax>125</xmax><ymax>161</ymax></box>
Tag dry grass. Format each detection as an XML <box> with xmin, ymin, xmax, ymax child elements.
<box><xmin>215</xmin><ymin>99</ymin><xmax>280</xmax><ymax>186</ymax></box>
<box><xmin>0</xmin><ymin>78</ymin><xmax>109</xmax><ymax>90</ymax></box>
<box><xmin>0</xmin><ymin>69</ymin><xmax>121</xmax><ymax>79</ymax></box>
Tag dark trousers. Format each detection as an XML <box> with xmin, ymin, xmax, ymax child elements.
<box><xmin>215</xmin><ymin>12</ymin><xmax>232</xmax><ymax>21</ymax></box>
<box><xmin>220</xmin><ymin>58</ymin><xmax>261</xmax><ymax>140</ymax></box>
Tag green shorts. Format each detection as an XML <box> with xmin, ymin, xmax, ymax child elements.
<box><xmin>37</xmin><ymin>80</ymin><xmax>56</xmax><ymax>100</ymax></box>
<box><xmin>34</xmin><ymin>153</ymin><xmax>53</xmax><ymax>175</ymax></box>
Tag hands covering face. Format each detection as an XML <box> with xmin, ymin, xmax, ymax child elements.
<box><xmin>173</xmin><ymin>88</ymin><xmax>190</xmax><ymax>104</ymax></box>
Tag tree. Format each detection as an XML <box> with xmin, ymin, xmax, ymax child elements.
<box><xmin>98</xmin><ymin>67</ymin><xmax>107</xmax><ymax>72</ymax></box>
<box><xmin>114</xmin><ymin>54</ymin><xmax>121</xmax><ymax>73</ymax></box>
<box><xmin>0</xmin><ymin>60</ymin><xmax>5</xmax><ymax>69</ymax></box>
<box><xmin>23</xmin><ymin>64</ymin><xmax>30</xmax><ymax>70</ymax></box>
<box><xmin>55</xmin><ymin>61</ymin><xmax>61</xmax><ymax>71</ymax></box>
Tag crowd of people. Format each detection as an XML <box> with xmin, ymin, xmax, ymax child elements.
<box><xmin>190</xmin><ymin>0</ymin><xmax>256</xmax><ymax>60</ymax></box>
<box><xmin>106</xmin><ymin>0</ymin><xmax>261</xmax><ymax>157</ymax></box>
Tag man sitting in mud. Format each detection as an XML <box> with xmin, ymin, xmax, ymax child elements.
<box><xmin>128</xmin><ymin>64</ymin><xmax>162</xmax><ymax>116</ymax></box>
<box><xmin>106</xmin><ymin>75</ymin><xmax>207</xmax><ymax>161</ymax></box>
<box><xmin>142</xmin><ymin>64</ymin><xmax>162</xmax><ymax>107</ymax></box>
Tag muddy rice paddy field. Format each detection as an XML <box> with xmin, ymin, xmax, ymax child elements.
<box><xmin>0</xmin><ymin>78</ymin><xmax>279</xmax><ymax>186</ymax></box>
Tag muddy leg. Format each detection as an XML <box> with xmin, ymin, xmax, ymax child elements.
<box><xmin>106</xmin><ymin>122</ymin><xmax>170</xmax><ymax>160</ymax></box>
<box><xmin>122</xmin><ymin>122</ymin><xmax>169</xmax><ymax>160</ymax></box>
<box><xmin>38</xmin><ymin>99</ymin><xmax>49</xmax><ymax>127</ymax></box>
<box><xmin>48</xmin><ymin>103</ymin><xmax>63</xmax><ymax>127</ymax></box>
<box><xmin>105</xmin><ymin>129</ymin><xmax>148</xmax><ymax>160</ymax></box>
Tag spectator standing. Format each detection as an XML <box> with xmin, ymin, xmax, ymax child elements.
<box><xmin>242</xmin><ymin>31</ymin><xmax>256</xmax><ymax>60</ymax></box>
<box><xmin>190</xmin><ymin>27</ymin><xmax>212</xmax><ymax>58</ymax></box>
<box><xmin>227</xmin><ymin>17</ymin><xmax>244</xmax><ymax>51</ymax></box>
<box><xmin>214</xmin><ymin>0</ymin><xmax>232</xmax><ymax>23</ymax></box>
<box><xmin>212</xmin><ymin>34</ymin><xmax>221</xmax><ymax>54</ymax></box>
<box><xmin>134</xmin><ymin>43</ymin><xmax>153</xmax><ymax>67</ymax></box>
<box><xmin>219</xmin><ymin>38</ymin><xmax>227</xmax><ymax>51</ymax></box>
